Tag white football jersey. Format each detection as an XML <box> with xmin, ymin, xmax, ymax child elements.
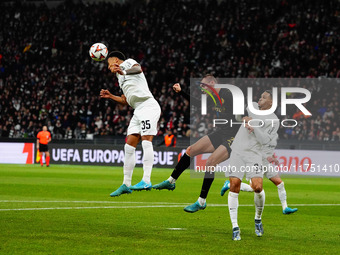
<box><xmin>262</xmin><ymin>133</ymin><xmax>278</xmax><ymax>158</ymax></box>
<box><xmin>231</xmin><ymin>102</ymin><xmax>279</xmax><ymax>157</ymax></box>
<box><xmin>116</xmin><ymin>58</ymin><xmax>153</xmax><ymax>109</ymax></box>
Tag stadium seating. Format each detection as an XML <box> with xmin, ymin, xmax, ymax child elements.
<box><xmin>0</xmin><ymin>0</ymin><xmax>339</xmax><ymax>141</ymax></box>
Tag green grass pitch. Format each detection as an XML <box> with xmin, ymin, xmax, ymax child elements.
<box><xmin>0</xmin><ymin>164</ymin><xmax>339</xmax><ymax>254</ymax></box>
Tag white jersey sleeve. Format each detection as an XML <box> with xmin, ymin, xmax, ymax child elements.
<box><xmin>119</xmin><ymin>58</ymin><xmax>139</xmax><ymax>71</ymax></box>
<box><xmin>116</xmin><ymin>58</ymin><xmax>153</xmax><ymax>109</ymax></box>
<box><xmin>262</xmin><ymin>133</ymin><xmax>278</xmax><ymax>158</ymax></box>
<box><xmin>252</xmin><ymin>122</ymin><xmax>279</xmax><ymax>145</ymax></box>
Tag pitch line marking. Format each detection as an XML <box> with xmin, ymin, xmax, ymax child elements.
<box><xmin>0</xmin><ymin>203</ymin><xmax>339</xmax><ymax>212</ymax></box>
<box><xmin>0</xmin><ymin>200</ymin><xmax>339</xmax><ymax>207</ymax></box>
<box><xmin>209</xmin><ymin>203</ymin><xmax>340</xmax><ymax>207</ymax></box>
<box><xmin>0</xmin><ymin>205</ymin><xmax>187</xmax><ymax>211</ymax></box>
<box><xmin>0</xmin><ymin>200</ymin><xmax>190</xmax><ymax>205</ymax></box>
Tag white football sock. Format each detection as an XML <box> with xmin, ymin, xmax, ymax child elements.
<box><xmin>228</xmin><ymin>192</ymin><xmax>239</xmax><ymax>229</ymax></box>
<box><xmin>167</xmin><ymin>176</ymin><xmax>176</xmax><ymax>184</ymax></box>
<box><xmin>123</xmin><ymin>143</ymin><xmax>136</xmax><ymax>187</ymax></box>
<box><xmin>254</xmin><ymin>190</ymin><xmax>265</xmax><ymax>220</ymax></box>
<box><xmin>198</xmin><ymin>197</ymin><xmax>206</xmax><ymax>206</ymax></box>
<box><xmin>142</xmin><ymin>140</ymin><xmax>154</xmax><ymax>184</ymax></box>
<box><xmin>241</xmin><ymin>182</ymin><xmax>254</xmax><ymax>192</ymax></box>
<box><xmin>277</xmin><ymin>182</ymin><xmax>288</xmax><ymax>210</ymax></box>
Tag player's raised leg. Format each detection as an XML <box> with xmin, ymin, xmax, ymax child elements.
<box><xmin>153</xmin><ymin>135</ymin><xmax>215</xmax><ymax>190</ymax></box>
<box><xmin>241</xmin><ymin>182</ymin><xmax>255</xmax><ymax>192</ymax></box>
<box><xmin>110</xmin><ymin>134</ymin><xmax>140</xmax><ymax>197</ymax></box>
<box><xmin>270</xmin><ymin>176</ymin><xmax>298</xmax><ymax>214</ymax></box>
<box><xmin>184</xmin><ymin>144</ymin><xmax>229</xmax><ymax>213</ymax></box>
<box><xmin>221</xmin><ymin>180</ymin><xmax>254</xmax><ymax>196</ymax></box>
<box><xmin>220</xmin><ymin>180</ymin><xmax>230</xmax><ymax>196</ymax></box>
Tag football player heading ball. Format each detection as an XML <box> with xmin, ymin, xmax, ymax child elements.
<box><xmin>100</xmin><ymin>51</ymin><xmax>161</xmax><ymax>196</ymax></box>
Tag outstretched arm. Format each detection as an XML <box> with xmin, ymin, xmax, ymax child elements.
<box><xmin>109</xmin><ymin>63</ymin><xmax>142</xmax><ymax>75</ymax></box>
<box><xmin>173</xmin><ymin>83</ymin><xmax>201</xmax><ymax>105</ymax></box>
<box><xmin>124</xmin><ymin>64</ymin><xmax>142</xmax><ymax>75</ymax></box>
<box><xmin>100</xmin><ymin>89</ymin><xmax>128</xmax><ymax>105</ymax></box>
<box><xmin>173</xmin><ymin>83</ymin><xmax>189</xmax><ymax>101</ymax></box>
<box><xmin>108</xmin><ymin>57</ymin><xmax>142</xmax><ymax>75</ymax></box>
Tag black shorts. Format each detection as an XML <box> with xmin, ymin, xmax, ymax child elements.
<box><xmin>39</xmin><ymin>143</ymin><xmax>48</xmax><ymax>152</ymax></box>
<box><xmin>207</xmin><ymin>130</ymin><xmax>235</xmax><ymax>155</ymax></box>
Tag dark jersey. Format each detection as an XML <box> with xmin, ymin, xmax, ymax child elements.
<box><xmin>180</xmin><ymin>87</ymin><xmax>239</xmax><ymax>133</ymax></box>
<box><xmin>180</xmin><ymin>87</ymin><xmax>238</xmax><ymax>150</ymax></box>
<box><xmin>206</xmin><ymin>88</ymin><xmax>239</xmax><ymax>133</ymax></box>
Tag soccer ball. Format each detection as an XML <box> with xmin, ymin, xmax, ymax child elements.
<box><xmin>89</xmin><ymin>43</ymin><xmax>108</xmax><ymax>61</ymax></box>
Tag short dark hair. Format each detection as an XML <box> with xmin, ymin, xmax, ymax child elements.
<box><xmin>107</xmin><ymin>51</ymin><xmax>126</xmax><ymax>61</ymax></box>
<box><xmin>264</xmin><ymin>90</ymin><xmax>273</xmax><ymax>99</ymax></box>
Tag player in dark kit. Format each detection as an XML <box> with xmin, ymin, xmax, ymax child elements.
<box><xmin>153</xmin><ymin>75</ymin><xmax>239</xmax><ymax>212</ymax></box>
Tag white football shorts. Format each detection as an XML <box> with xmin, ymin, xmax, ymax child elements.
<box><xmin>127</xmin><ymin>98</ymin><xmax>161</xmax><ymax>136</ymax></box>
<box><xmin>263</xmin><ymin>158</ymin><xmax>280</xmax><ymax>179</ymax></box>
<box><xmin>227</xmin><ymin>151</ymin><xmax>263</xmax><ymax>180</ymax></box>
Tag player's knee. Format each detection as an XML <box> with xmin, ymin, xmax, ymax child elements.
<box><xmin>230</xmin><ymin>185</ymin><xmax>240</xmax><ymax>193</ymax></box>
<box><xmin>124</xmin><ymin>143</ymin><xmax>136</xmax><ymax>154</ymax></box>
<box><xmin>229</xmin><ymin>180</ymin><xmax>241</xmax><ymax>192</ymax></box>
<box><xmin>205</xmin><ymin>157</ymin><xmax>216</xmax><ymax>169</ymax></box>
<box><xmin>126</xmin><ymin>134</ymin><xmax>140</xmax><ymax>147</ymax></box>
<box><xmin>141</xmin><ymin>135</ymin><xmax>153</xmax><ymax>142</ymax></box>
<box><xmin>253</xmin><ymin>185</ymin><xmax>263</xmax><ymax>193</ymax></box>
<box><xmin>186</xmin><ymin>146</ymin><xmax>191</xmax><ymax>157</ymax></box>
<box><xmin>271</xmin><ymin>178</ymin><xmax>282</xmax><ymax>186</ymax></box>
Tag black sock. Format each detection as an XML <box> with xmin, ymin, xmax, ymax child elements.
<box><xmin>199</xmin><ymin>171</ymin><xmax>215</xmax><ymax>199</ymax></box>
<box><xmin>170</xmin><ymin>153</ymin><xmax>193</xmax><ymax>180</ymax></box>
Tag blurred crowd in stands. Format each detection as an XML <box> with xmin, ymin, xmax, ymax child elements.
<box><xmin>0</xmin><ymin>0</ymin><xmax>339</xmax><ymax>142</ymax></box>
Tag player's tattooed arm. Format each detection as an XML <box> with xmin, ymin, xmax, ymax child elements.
<box><xmin>125</xmin><ymin>64</ymin><xmax>142</xmax><ymax>75</ymax></box>
<box><xmin>111</xmin><ymin>63</ymin><xmax>142</xmax><ymax>75</ymax></box>
<box><xmin>100</xmin><ymin>89</ymin><xmax>128</xmax><ymax>105</ymax></box>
